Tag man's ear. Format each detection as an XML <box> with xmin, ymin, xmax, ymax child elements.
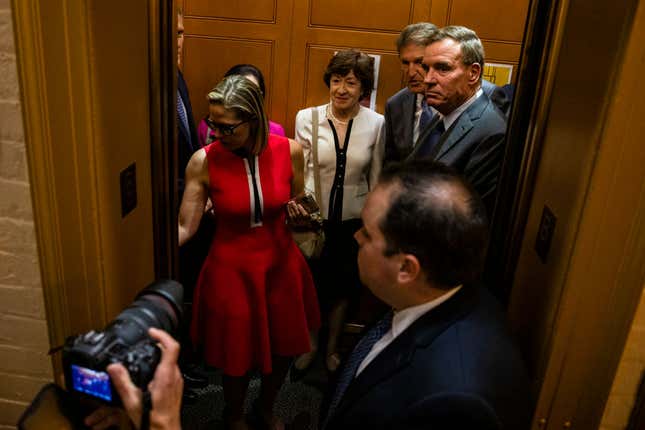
<box><xmin>398</xmin><ymin>254</ymin><xmax>421</xmax><ymax>284</ymax></box>
<box><xmin>469</xmin><ymin>63</ymin><xmax>482</xmax><ymax>85</ymax></box>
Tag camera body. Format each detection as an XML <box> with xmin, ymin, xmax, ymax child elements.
<box><xmin>62</xmin><ymin>280</ymin><xmax>183</xmax><ymax>406</ymax></box>
<box><xmin>62</xmin><ymin>326</ymin><xmax>161</xmax><ymax>405</ymax></box>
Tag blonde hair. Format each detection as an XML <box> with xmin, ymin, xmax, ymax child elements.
<box><xmin>207</xmin><ymin>75</ymin><xmax>269</xmax><ymax>155</ymax></box>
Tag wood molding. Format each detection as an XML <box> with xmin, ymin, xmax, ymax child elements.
<box><xmin>11</xmin><ymin>0</ymin><xmax>107</xmax><ymax>382</ymax></box>
<box><xmin>11</xmin><ymin>0</ymin><xmax>158</xmax><ymax>381</ymax></box>
<box><xmin>149</xmin><ymin>0</ymin><xmax>177</xmax><ymax>279</ymax></box>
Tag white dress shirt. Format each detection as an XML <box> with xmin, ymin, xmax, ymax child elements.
<box><xmin>441</xmin><ymin>88</ymin><xmax>484</xmax><ymax>131</ymax></box>
<box><xmin>355</xmin><ymin>286</ymin><xmax>462</xmax><ymax>376</ymax></box>
<box><xmin>412</xmin><ymin>94</ymin><xmax>424</xmax><ymax>144</ymax></box>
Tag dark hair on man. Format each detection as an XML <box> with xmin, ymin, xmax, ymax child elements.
<box><xmin>224</xmin><ymin>64</ymin><xmax>266</xmax><ymax>98</ymax></box>
<box><xmin>430</xmin><ymin>25</ymin><xmax>485</xmax><ymax>82</ymax></box>
<box><xmin>378</xmin><ymin>160</ymin><xmax>488</xmax><ymax>288</ymax></box>
<box><xmin>396</xmin><ymin>22</ymin><xmax>438</xmax><ymax>53</ymax></box>
<box><xmin>323</xmin><ymin>50</ymin><xmax>374</xmax><ymax>99</ymax></box>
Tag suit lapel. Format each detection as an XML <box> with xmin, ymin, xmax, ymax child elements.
<box><xmin>436</xmin><ymin>95</ymin><xmax>490</xmax><ymax>160</ymax></box>
<box><xmin>332</xmin><ymin>287</ymin><xmax>479</xmax><ymax>423</ymax></box>
<box><xmin>402</xmin><ymin>90</ymin><xmax>416</xmax><ymax>148</ymax></box>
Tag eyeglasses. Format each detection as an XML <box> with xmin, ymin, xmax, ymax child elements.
<box><xmin>205</xmin><ymin>118</ymin><xmax>248</xmax><ymax>136</ymax></box>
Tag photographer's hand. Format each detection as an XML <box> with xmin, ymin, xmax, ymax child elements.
<box><xmin>107</xmin><ymin>328</ymin><xmax>184</xmax><ymax>430</ymax></box>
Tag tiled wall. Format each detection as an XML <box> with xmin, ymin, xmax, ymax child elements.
<box><xmin>600</xmin><ymin>284</ymin><xmax>645</xmax><ymax>429</ymax></box>
<box><xmin>0</xmin><ymin>2</ymin><xmax>53</xmax><ymax>428</ymax></box>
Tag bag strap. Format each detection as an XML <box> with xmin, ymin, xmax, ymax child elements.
<box><xmin>311</xmin><ymin>107</ymin><xmax>322</xmax><ymax>206</ymax></box>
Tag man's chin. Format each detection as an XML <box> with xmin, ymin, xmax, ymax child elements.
<box><xmin>425</xmin><ymin>94</ymin><xmax>442</xmax><ymax>107</ymax></box>
<box><xmin>408</xmin><ymin>83</ymin><xmax>425</xmax><ymax>94</ymax></box>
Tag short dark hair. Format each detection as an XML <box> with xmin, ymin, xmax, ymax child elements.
<box><xmin>396</xmin><ymin>22</ymin><xmax>438</xmax><ymax>53</ymax></box>
<box><xmin>378</xmin><ymin>160</ymin><xmax>488</xmax><ymax>288</ymax></box>
<box><xmin>323</xmin><ymin>50</ymin><xmax>374</xmax><ymax>99</ymax></box>
<box><xmin>224</xmin><ymin>64</ymin><xmax>266</xmax><ymax>98</ymax></box>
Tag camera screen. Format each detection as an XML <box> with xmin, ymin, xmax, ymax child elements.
<box><xmin>70</xmin><ymin>365</ymin><xmax>112</xmax><ymax>402</ymax></box>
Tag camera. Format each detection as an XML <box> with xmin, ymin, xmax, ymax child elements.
<box><xmin>61</xmin><ymin>279</ymin><xmax>183</xmax><ymax>406</ymax></box>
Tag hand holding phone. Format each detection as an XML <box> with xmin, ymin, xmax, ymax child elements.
<box><xmin>287</xmin><ymin>194</ymin><xmax>322</xmax><ymax>230</ymax></box>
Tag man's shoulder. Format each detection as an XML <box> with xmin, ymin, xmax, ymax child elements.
<box><xmin>386</xmin><ymin>87</ymin><xmax>415</xmax><ymax>108</ymax></box>
<box><xmin>461</xmin><ymin>94</ymin><xmax>507</xmax><ymax>133</ymax></box>
<box><xmin>404</xmin><ymin>288</ymin><xmax>530</xmax><ymax>427</ymax></box>
<box><xmin>409</xmin><ymin>287</ymin><xmax>512</xmax><ymax>359</ymax></box>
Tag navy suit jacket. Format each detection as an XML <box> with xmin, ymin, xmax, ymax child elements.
<box><xmin>325</xmin><ymin>286</ymin><xmax>531</xmax><ymax>430</ymax></box>
<box><xmin>177</xmin><ymin>70</ymin><xmax>199</xmax><ymax>202</ymax></box>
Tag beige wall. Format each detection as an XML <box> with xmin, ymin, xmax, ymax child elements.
<box><xmin>601</xmin><ymin>284</ymin><xmax>645</xmax><ymax>429</ymax></box>
<box><xmin>0</xmin><ymin>1</ymin><xmax>53</xmax><ymax>427</ymax></box>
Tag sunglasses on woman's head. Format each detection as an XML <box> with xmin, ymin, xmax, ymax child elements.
<box><xmin>205</xmin><ymin>118</ymin><xmax>249</xmax><ymax>136</ymax></box>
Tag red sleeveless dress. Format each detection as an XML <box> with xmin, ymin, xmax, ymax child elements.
<box><xmin>191</xmin><ymin>134</ymin><xmax>320</xmax><ymax>376</ymax></box>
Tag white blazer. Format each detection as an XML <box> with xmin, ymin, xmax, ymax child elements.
<box><xmin>295</xmin><ymin>104</ymin><xmax>385</xmax><ymax>221</ymax></box>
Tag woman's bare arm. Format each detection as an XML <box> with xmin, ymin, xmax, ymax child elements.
<box><xmin>178</xmin><ymin>149</ymin><xmax>209</xmax><ymax>246</ymax></box>
<box><xmin>286</xmin><ymin>138</ymin><xmax>310</xmax><ymax>224</ymax></box>
<box><xmin>289</xmin><ymin>138</ymin><xmax>305</xmax><ymax>198</ymax></box>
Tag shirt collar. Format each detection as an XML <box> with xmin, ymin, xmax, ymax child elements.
<box><xmin>391</xmin><ymin>285</ymin><xmax>462</xmax><ymax>338</ymax></box>
<box><xmin>440</xmin><ymin>88</ymin><xmax>483</xmax><ymax>130</ymax></box>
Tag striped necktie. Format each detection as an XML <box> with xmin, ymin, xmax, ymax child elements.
<box><xmin>177</xmin><ymin>90</ymin><xmax>193</xmax><ymax>151</ymax></box>
<box><xmin>322</xmin><ymin>310</ymin><xmax>394</xmax><ymax>428</ymax></box>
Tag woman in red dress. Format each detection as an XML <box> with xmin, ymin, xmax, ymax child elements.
<box><xmin>178</xmin><ymin>75</ymin><xmax>320</xmax><ymax>430</ymax></box>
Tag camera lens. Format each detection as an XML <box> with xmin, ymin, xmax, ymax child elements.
<box><xmin>112</xmin><ymin>279</ymin><xmax>184</xmax><ymax>340</ymax></box>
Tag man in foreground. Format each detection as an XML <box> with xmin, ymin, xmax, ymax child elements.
<box><xmin>323</xmin><ymin>160</ymin><xmax>531</xmax><ymax>429</ymax></box>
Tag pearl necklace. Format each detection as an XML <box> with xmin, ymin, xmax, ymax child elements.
<box><xmin>326</xmin><ymin>104</ymin><xmax>357</xmax><ymax>125</ymax></box>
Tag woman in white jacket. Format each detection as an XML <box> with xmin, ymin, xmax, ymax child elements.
<box><xmin>293</xmin><ymin>49</ymin><xmax>384</xmax><ymax>374</ymax></box>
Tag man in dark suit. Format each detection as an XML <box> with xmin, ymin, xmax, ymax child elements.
<box><xmin>383</xmin><ymin>23</ymin><xmax>437</xmax><ymax>166</ymax></box>
<box><xmin>323</xmin><ymin>161</ymin><xmax>531</xmax><ymax>430</ymax></box>
<box><xmin>176</xmin><ymin>10</ymin><xmax>199</xmax><ymax>204</ymax></box>
<box><xmin>410</xmin><ymin>25</ymin><xmax>507</xmax><ymax>214</ymax></box>
<box><xmin>384</xmin><ymin>24</ymin><xmax>503</xmax><ymax>167</ymax></box>
<box><xmin>176</xmin><ymin>8</ymin><xmax>211</xmax><ymax>393</ymax></box>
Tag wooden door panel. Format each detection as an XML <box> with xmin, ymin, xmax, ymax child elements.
<box><xmin>187</xmin><ymin>0</ymin><xmax>276</xmax><ymax>22</ymax></box>
<box><xmin>429</xmin><ymin>0</ymin><xmax>528</xmax><ymax>83</ymax></box>
<box><xmin>310</xmin><ymin>0</ymin><xmax>413</xmax><ymax>32</ymax></box>
<box><xmin>183</xmin><ymin>36</ymin><xmax>274</xmax><ymax>124</ymax></box>
<box><xmin>181</xmin><ymin>0</ymin><xmax>294</xmax><ymax>131</ymax></box>
<box><xmin>183</xmin><ymin>0</ymin><xmax>529</xmax><ymax>135</ymax></box>
<box><xmin>449</xmin><ymin>0</ymin><xmax>529</xmax><ymax>42</ymax></box>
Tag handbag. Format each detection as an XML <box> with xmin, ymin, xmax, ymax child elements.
<box><xmin>293</xmin><ymin>107</ymin><xmax>326</xmax><ymax>259</ymax></box>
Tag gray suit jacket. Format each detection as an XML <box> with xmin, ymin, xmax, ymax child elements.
<box><xmin>383</xmin><ymin>80</ymin><xmax>499</xmax><ymax>166</ymax></box>
<box><xmin>409</xmin><ymin>93</ymin><xmax>507</xmax><ymax>214</ymax></box>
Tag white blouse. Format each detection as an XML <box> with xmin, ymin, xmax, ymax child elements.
<box><xmin>295</xmin><ymin>104</ymin><xmax>385</xmax><ymax>221</ymax></box>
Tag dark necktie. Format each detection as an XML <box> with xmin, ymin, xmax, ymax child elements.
<box><xmin>419</xmin><ymin>101</ymin><xmax>432</xmax><ymax>132</ymax></box>
<box><xmin>323</xmin><ymin>310</ymin><xmax>394</xmax><ymax>428</ymax></box>
<box><xmin>419</xmin><ymin>119</ymin><xmax>445</xmax><ymax>158</ymax></box>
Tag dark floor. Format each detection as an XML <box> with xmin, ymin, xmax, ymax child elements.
<box><xmin>179</xmin><ymin>289</ymin><xmax>386</xmax><ymax>429</ymax></box>
<box><xmin>180</xmin><ymin>351</ymin><xmax>332</xmax><ymax>430</ymax></box>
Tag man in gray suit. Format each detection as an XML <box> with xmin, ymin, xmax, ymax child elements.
<box><xmin>384</xmin><ymin>24</ymin><xmax>503</xmax><ymax>167</ymax></box>
<box><xmin>413</xmin><ymin>25</ymin><xmax>507</xmax><ymax>214</ymax></box>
